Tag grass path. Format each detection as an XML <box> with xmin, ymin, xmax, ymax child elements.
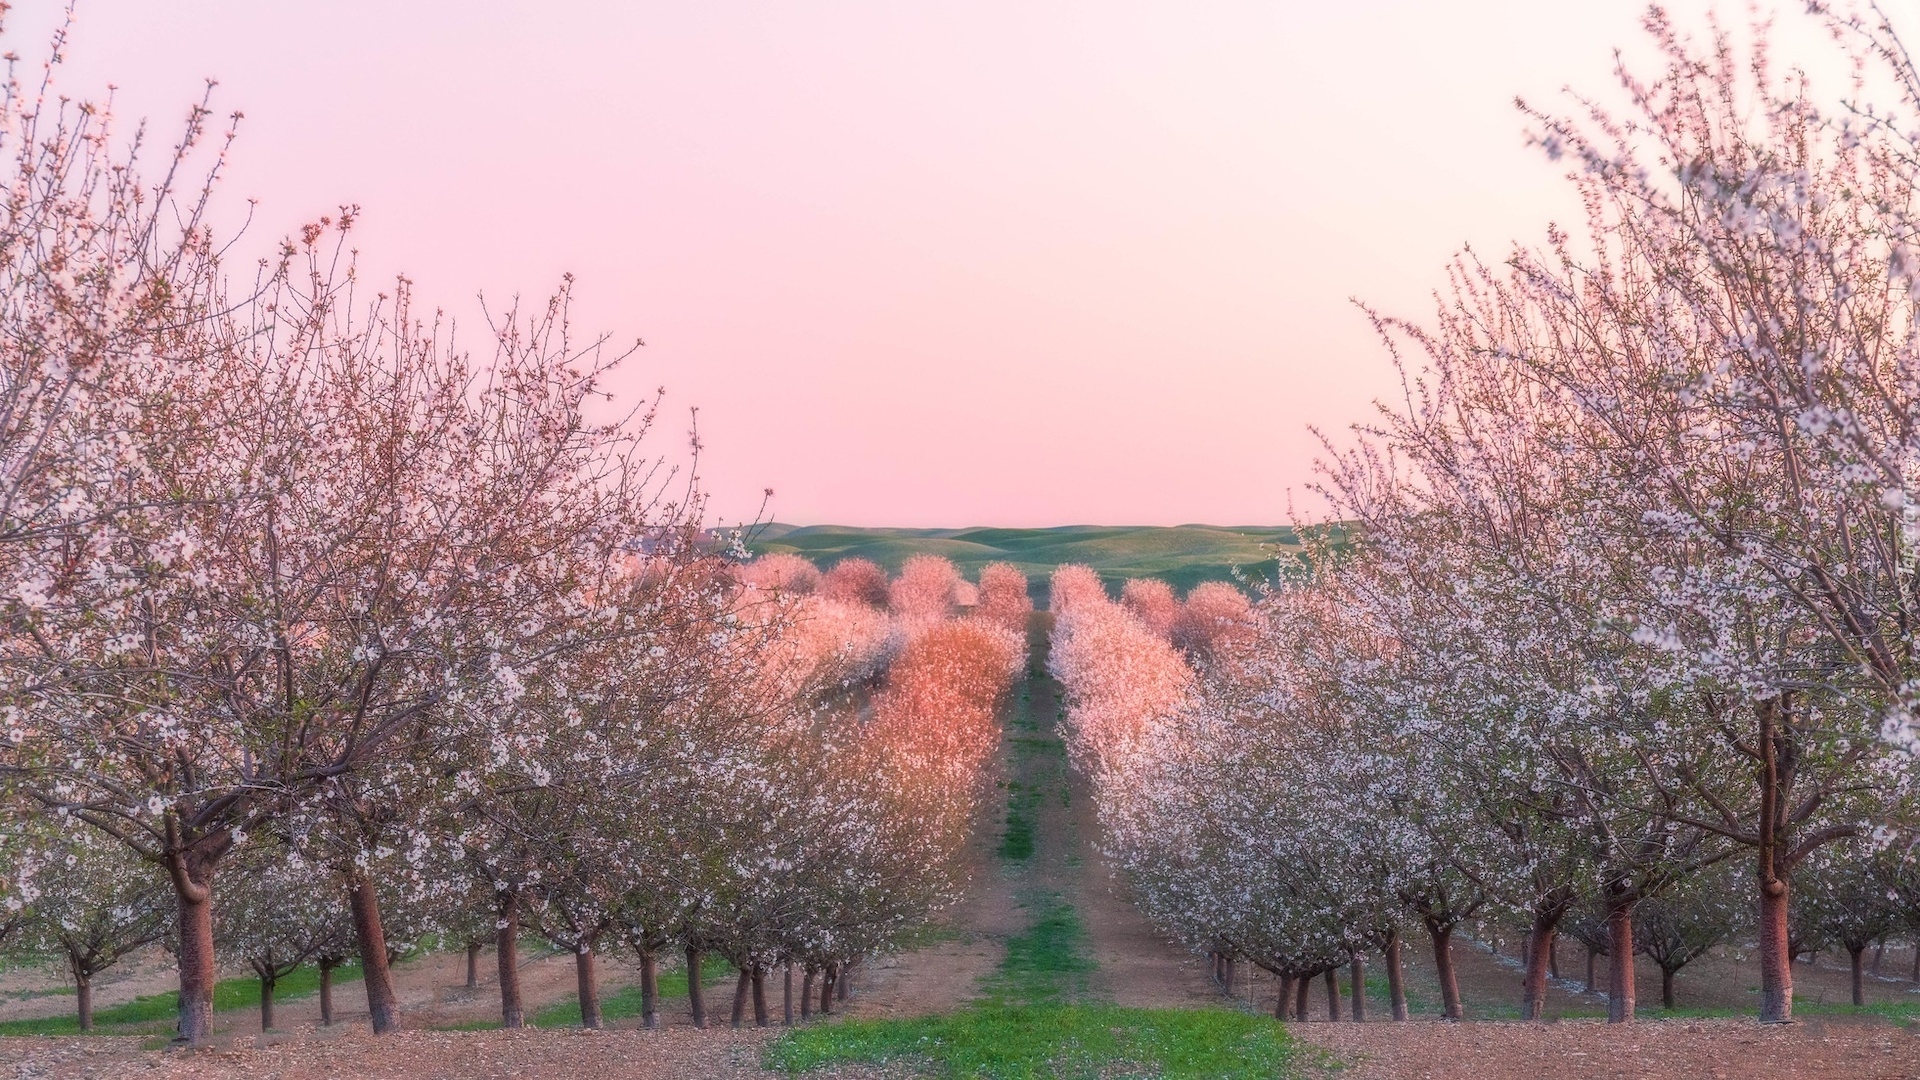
<box><xmin>766</xmin><ymin>615</ymin><xmax>1306</xmax><ymax>1078</ymax></box>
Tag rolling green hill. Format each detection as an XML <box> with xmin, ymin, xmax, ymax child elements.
<box><xmin>746</xmin><ymin>524</ymin><xmax>1303</xmax><ymax>600</ymax></box>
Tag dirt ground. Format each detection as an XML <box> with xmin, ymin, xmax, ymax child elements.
<box><xmin>1291</xmin><ymin>1017</ymin><xmax>1920</xmax><ymax>1080</ymax></box>
<box><xmin>0</xmin><ymin>1026</ymin><xmax>923</xmax><ymax>1080</ymax></box>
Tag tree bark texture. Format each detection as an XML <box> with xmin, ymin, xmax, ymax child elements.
<box><xmin>1386</xmin><ymin>930</ymin><xmax>1408</xmax><ymax>1021</ymax></box>
<box><xmin>1522</xmin><ymin>915</ymin><xmax>1559</xmax><ymax>1020</ymax></box>
<box><xmin>640</xmin><ymin>950</ymin><xmax>658</xmax><ymax>1029</ymax></box>
<box><xmin>687</xmin><ymin>946</ymin><xmax>707</xmax><ymax>1029</ymax></box>
<box><xmin>171</xmin><ymin>860</ymin><xmax>217</xmax><ymax>1046</ymax></box>
<box><xmin>1426</xmin><ymin>920</ymin><xmax>1463</xmax><ymax>1020</ymax></box>
<box><xmin>1756</xmin><ymin>696</ymin><xmax>1795</xmax><ymax>1024</ymax></box>
<box><xmin>576</xmin><ymin>948</ymin><xmax>602</xmax><ymax>1029</ymax></box>
<box><xmin>731</xmin><ymin>966</ymin><xmax>751</xmax><ymax>1028</ymax></box>
<box><xmin>319</xmin><ymin>959</ymin><xmax>337</xmax><ymax>1026</ymax></box>
<box><xmin>497</xmin><ymin>896</ymin><xmax>524</xmax><ymax>1029</ymax></box>
<box><xmin>1606</xmin><ymin>899</ymin><xmax>1636</xmax><ymax>1024</ymax></box>
<box><xmin>349</xmin><ymin>876</ymin><xmax>401</xmax><ymax>1035</ymax></box>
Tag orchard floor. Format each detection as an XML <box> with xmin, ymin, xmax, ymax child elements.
<box><xmin>5</xmin><ymin>614</ymin><xmax>1920</xmax><ymax>1077</ymax></box>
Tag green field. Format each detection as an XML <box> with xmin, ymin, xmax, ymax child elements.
<box><xmin>747</xmin><ymin>524</ymin><xmax>1302</xmax><ymax>600</ymax></box>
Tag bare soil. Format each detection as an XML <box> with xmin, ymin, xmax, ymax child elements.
<box><xmin>0</xmin><ymin>1026</ymin><xmax>920</xmax><ymax>1080</ymax></box>
<box><xmin>1291</xmin><ymin>1016</ymin><xmax>1920</xmax><ymax>1080</ymax></box>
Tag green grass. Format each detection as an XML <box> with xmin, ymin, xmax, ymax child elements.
<box><xmin>997</xmin><ymin>781</ymin><xmax>1038</xmax><ymax>862</ymax></box>
<box><xmin>768</xmin><ymin>890</ymin><xmax>1301</xmax><ymax>1077</ymax></box>
<box><xmin>765</xmin><ymin>1001</ymin><xmax>1301</xmax><ymax>1079</ymax></box>
<box><xmin>986</xmin><ymin>893</ymin><xmax>1094</xmax><ymax>1005</ymax></box>
<box><xmin>767</xmin><ymin>885</ymin><xmax>1302</xmax><ymax>1077</ymax></box>
<box><xmin>0</xmin><ymin>961</ymin><xmax>361</xmax><ymax>1037</ymax></box>
<box><xmin>531</xmin><ymin>958</ymin><xmax>737</xmax><ymax>1029</ymax></box>
<box><xmin>748</xmin><ymin>523</ymin><xmax>1306</xmax><ymax>600</ymax></box>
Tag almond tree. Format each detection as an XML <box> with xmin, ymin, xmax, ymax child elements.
<box><xmin>889</xmin><ymin>554</ymin><xmax>963</xmax><ymax>638</ymax></box>
<box><xmin>1483</xmin><ymin>8</ymin><xmax>1920</xmax><ymax>1020</ymax></box>
<box><xmin>819</xmin><ymin>558</ymin><xmax>890</xmax><ymax>608</ymax></box>
<box><xmin>1118</xmin><ymin>578</ymin><xmax>1178</xmax><ymax>639</ymax></box>
<box><xmin>0</xmin><ymin>7</ymin><xmax>231</xmax><ymax>598</ymax></box>
<box><xmin>214</xmin><ymin>845</ymin><xmax>354</xmax><ymax>1032</ymax></box>
<box><xmin>1634</xmin><ymin>861</ymin><xmax>1746</xmax><ymax>1009</ymax></box>
<box><xmin>976</xmin><ymin>563</ymin><xmax>1035</xmax><ymax>635</ymax></box>
<box><xmin>20</xmin><ymin>829</ymin><xmax>170</xmax><ymax>1030</ymax></box>
<box><xmin>2</xmin><ymin>223</ymin><xmax>683</xmax><ymax>1043</ymax></box>
<box><xmin>1792</xmin><ymin>839</ymin><xmax>1905</xmax><ymax>1006</ymax></box>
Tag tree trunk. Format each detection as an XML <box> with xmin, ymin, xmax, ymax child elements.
<box><xmin>1324</xmin><ymin>968</ymin><xmax>1342</xmax><ymax>1022</ymax></box>
<box><xmin>838</xmin><ymin>962</ymin><xmax>850</xmax><ymax>1001</ymax></box>
<box><xmin>687</xmin><ymin>946</ymin><xmax>707</xmax><ymax>1029</ymax></box>
<box><xmin>576</xmin><ymin>947</ymin><xmax>602</xmax><ymax>1029</ymax></box>
<box><xmin>801</xmin><ymin>967</ymin><xmax>816</xmax><ymax>1020</ymax></box>
<box><xmin>731</xmin><ymin>966</ymin><xmax>751</xmax><ymax>1028</ymax></box>
<box><xmin>319</xmin><ymin>958</ymin><xmax>337</xmax><ymax>1026</ymax></box>
<box><xmin>1386</xmin><ymin>930</ymin><xmax>1408</xmax><ymax>1021</ymax></box>
<box><xmin>753</xmin><ymin>964</ymin><xmax>770</xmax><ymax>1027</ymax></box>
<box><xmin>1426</xmin><ymin>919</ymin><xmax>1463</xmax><ymax>1020</ymax></box>
<box><xmin>1292</xmin><ymin>970</ymin><xmax>1311</xmax><ymax>1021</ymax></box>
<box><xmin>821</xmin><ymin>962</ymin><xmax>837</xmax><ymax>1015</ymax></box>
<box><xmin>1873</xmin><ymin>939</ymin><xmax>1886</xmax><ymax>976</ymax></box>
<box><xmin>348</xmin><ymin>876</ymin><xmax>401</xmax><ymax>1035</ymax></box>
<box><xmin>1756</xmin><ymin>696</ymin><xmax>1794</xmax><ymax>1024</ymax></box>
<box><xmin>172</xmin><ymin>861</ymin><xmax>217</xmax><ymax>1047</ymax></box>
<box><xmin>1522</xmin><ymin>914</ymin><xmax>1558</xmax><ymax>1020</ymax></box>
<box><xmin>1606</xmin><ymin>899</ymin><xmax>1635</xmax><ymax>1024</ymax></box>
<box><xmin>783</xmin><ymin>964</ymin><xmax>794</xmax><ymax>1026</ymax></box>
<box><xmin>640</xmin><ymin>950</ymin><xmax>659</xmax><ymax>1029</ymax></box>
<box><xmin>1757</xmin><ymin>872</ymin><xmax>1793</xmax><ymax>1023</ymax></box>
<box><xmin>1275</xmin><ymin>974</ymin><xmax>1294</xmax><ymax>1019</ymax></box>
<box><xmin>1349</xmin><ymin>953</ymin><xmax>1366</xmax><ymax>1022</ymax></box>
<box><xmin>1850</xmin><ymin>945</ymin><xmax>1866</xmax><ymax>1008</ymax></box>
<box><xmin>1662</xmin><ymin>966</ymin><xmax>1676</xmax><ymax>1010</ymax></box>
<box><xmin>466</xmin><ymin>943</ymin><xmax>482</xmax><ymax>989</ymax></box>
<box><xmin>260</xmin><ymin>971</ymin><xmax>277</xmax><ymax>1032</ymax></box>
<box><xmin>1549</xmin><ymin>937</ymin><xmax>1560</xmax><ymax>981</ymax></box>
<box><xmin>497</xmin><ymin>895</ymin><xmax>524</xmax><ymax>1029</ymax></box>
<box><xmin>74</xmin><ymin>970</ymin><xmax>92</xmax><ymax>1032</ymax></box>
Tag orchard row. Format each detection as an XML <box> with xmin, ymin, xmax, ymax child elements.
<box><xmin>0</xmin><ymin>21</ymin><xmax>1036</xmax><ymax>1041</ymax></box>
<box><xmin>1053</xmin><ymin>8</ymin><xmax>1920</xmax><ymax>1027</ymax></box>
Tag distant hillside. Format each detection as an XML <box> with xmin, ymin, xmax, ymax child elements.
<box><xmin>745</xmin><ymin>524</ymin><xmax>1303</xmax><ymax>600</ymax></box>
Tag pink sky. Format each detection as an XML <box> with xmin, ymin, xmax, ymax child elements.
<box><xmin>31</xmin><ymin>2</ymin><xmax>1831</xmax><ymax>527</ymax></box>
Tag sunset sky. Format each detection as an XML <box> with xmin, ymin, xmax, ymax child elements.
<box><xmin>38</xmin><ymin>2</ymin><xmax>1833</xmax><ymax>526</ymax></box>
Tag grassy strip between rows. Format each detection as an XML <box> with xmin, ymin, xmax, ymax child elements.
<box><xmin>0</xmin><ymin>962</ymin><xmax>363</xmax><ymax>1037</ymax></box>
<box><xmin>767</xmin><ymin>885</ymin><xmax>1301</xmax><ymax>1077</ymax></box>
<box><xmin>766</xmin><ymin>1001</ymin><xmax>1300</xmax><ymax>1079</ymax></box>
<box><xmin>2</xmin><ymin>952</ymin><xmax>745</xmax><ymax>1037</ymax></box>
